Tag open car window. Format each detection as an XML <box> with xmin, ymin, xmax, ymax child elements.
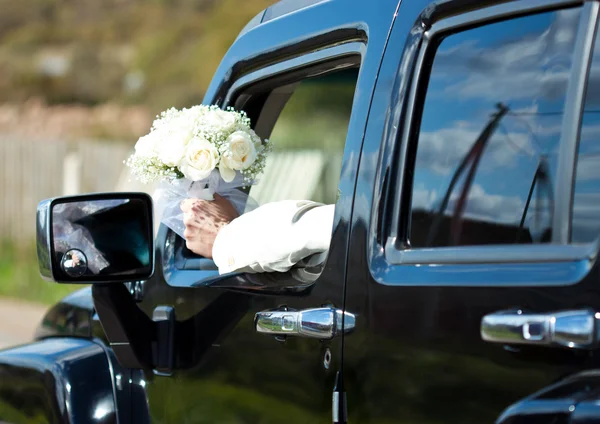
<box><xmin>246</xmin><ymin>68</ymin><xmax>358</xmax><ymax>207</ymax></box>
<box><xmin>178</xmin><ymin>66</ymin><xmax>360</xmax><ymax>272</ymax></box>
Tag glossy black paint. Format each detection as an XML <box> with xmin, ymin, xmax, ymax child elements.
<box><xmin>345</xmin><ymin>0</ymin><xmax>600</xmax><ymax>422</ymax></box>
<box><xmin>129</xmin><ymin>0</ymin><xmax>401</xmax><ymax>422</ymax></box>
<box><xmin>496</xmin><ymin>370</ymin><xmax>600</xmax><ymax>423</ymax></box>
<box><xmin>0</xmin><ymin>338</ymin><xmax>121</xmax><ymax>424</ymax></box>
<box><xmin>0</xmin><ymin>290</ymin><xmax>149</xmax><ymax>424</ymax></box>
<box><xmin>35</xmin><ymin>287</ymin><xmax>95</xmax><ymax>339</ymax></box>
<box><xmin>14</xmin><ymin>0</ymin><xmax>600</xmax><ymax>422</ymax></box>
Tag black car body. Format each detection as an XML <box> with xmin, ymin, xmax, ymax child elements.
<box><xmin>3</xmin><ymin>0</ymin><xmax>600</xmax><ymax>422</ymax></box>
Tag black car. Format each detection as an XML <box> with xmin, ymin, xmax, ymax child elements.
<box><xmin>3</xmin><ymin>0</ymin><xmax>600</xmax><ymax>422</ymax></box>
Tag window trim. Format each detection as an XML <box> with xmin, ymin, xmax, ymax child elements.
<box><xmin>385</xmin><ymin>242</ymin><xmax>598</xmax><ymax>265</ymax></box>
<box><xmin>384</xmin><ymin>0</ymin><xmax>598</xmax><ymax>269</ymax></box>
<box><xmin>556</xmin><ymin>2</ymin><xmax>600</xmax><ymax>243</ymax></box>
<box><xmin>163</xmin><ymin>43</ymin><xmax>364</xmax><ymax>287</ymax></box>
<box><xmin>224</xmin><ymin>43</ymin><xmax>364</xmax><ymax>107</ymax></box>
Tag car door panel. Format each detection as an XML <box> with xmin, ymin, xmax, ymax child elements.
<box><xmin>345</xmin><ymin>0</ymin><xmax>600</xmax><ymax>423</ymax></box>
<box><xmin>131</xmin><ymin>1</ymin><xmax>401</xmax><ymax>422</ymax></box>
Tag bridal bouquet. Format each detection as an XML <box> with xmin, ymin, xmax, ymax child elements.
<box><xmin>126</xmin><ymin>104</ymin><xmax>271</xmax><ymax>238</ymax></box>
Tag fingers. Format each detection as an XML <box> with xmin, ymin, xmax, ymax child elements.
<box><xmin>178</xmin><ymin>196</ymin><xmax>235</xmax><ymax>259</ymax></box>
<box><xmin>182</xmin><ymin>200</ymin><xmax>202</xmax><ymax>239</ymax></box>
<box><xmin>180</xmin><ymin>195</ymin><xmax>238</xmax><ymax>238</ymax></box>
<box><xmin>180</xmin><ymin>198</ymin><xmax>195</xmax><ymax>213</ymax></box>
<box><xmin>182</xmin><ymin>208</ymin><xmax>197</xmax><ymax>225</ymax></box>
<box><xmin>180</xmin><ymin>198</ymin><xmax>209</xmax><ymax>213</ymax></box>
<box><xmin>185</xmin><ymin>238</ymin><xmax>197</xmax><ymax>253</ymax></box>
<box><xmin>185</xmin><ymin>238</ymin><xmax>213</xmax><ymax>259</ymax></box>
<box><xmin>213</xmin><ymin>194</ymin><xmax>240</xmax><ymax>219</ymax></box>
<box><xmin>183</xmin><ymin>225</ymin><xmax>198</xmax><ymax>240</ymax></box>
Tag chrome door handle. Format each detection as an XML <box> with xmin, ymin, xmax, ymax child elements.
<box><xmin>255</xmin><ymin>307</ymin><xmax>356</xmax><ymax>340</ymax></box>
<box><xmin>481</xmin><ymin>309</ymin><xmax>599</xmax><ymax>349</ymax></box>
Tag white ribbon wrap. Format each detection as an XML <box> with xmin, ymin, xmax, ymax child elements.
<box><xmin>152</xmin><ymin>169</ymin><xmax>258</xmax><ymax>239</ymax></box>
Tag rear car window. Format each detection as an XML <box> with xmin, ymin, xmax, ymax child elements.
<box><xmin>408</xmin><ymin>8</ymin><xmax>582</xmax><ymax>248</ymax></box>
<box><xmin>572</xmin><ymin>25</ymin><xmax>600</xmax><ymax>243</ymax></box>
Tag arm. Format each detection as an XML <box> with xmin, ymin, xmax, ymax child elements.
<box><xmin>181</xmin><ymin>198</ymin><xmax>334</xmax><ymax>274</ymax></box>
<box><xmin>213</xmin><ymin>200</ymin><xmax>334</xmax><ymax>274</ymax></box>
<box><xmin>180</xmin><ymin>195</ymin><xmax>240</xmax><ymax>259</ymax></box>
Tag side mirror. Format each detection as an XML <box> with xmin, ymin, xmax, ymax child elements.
<box><xmin>36</xmin><ymin>193</ymin><xmax>154</xmax><ymax>283</ymax></box>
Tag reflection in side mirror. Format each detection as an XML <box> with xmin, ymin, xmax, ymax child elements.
<box><xmin>36</xmin><ymin>193</ymin><xmax>154</xmax><ymax>283</ymax></box>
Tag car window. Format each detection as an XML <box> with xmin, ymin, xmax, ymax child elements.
<box><xmin>247</xmin><ymin>68</ymin><xmax>358</xmax><ymax>206</ymax></box>
<box><xmin>408</xmin><ymin>9</ymin><xmax>581</xmax><ymax>248</ymax></box>
<box><xmin>179</xmin><ymin>66</ymin><xmax>358</xmax><ymax>261</ymax></box>
<box><xmin>572</xmin><ymin>27</ymin><xmax>600</xmax><ymax>244</ymax></box>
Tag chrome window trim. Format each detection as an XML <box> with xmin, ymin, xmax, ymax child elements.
<box><xmin>427</xmin><ymin>0</ymin><xmax>582</xmax><ymax>35</ymax></box>
<box><xmin>223</xmin><ymin>42</ymin><xmax>365</xmax><ymax>107</ymax></box>
<box><xmin>164</xmin><ymin>43</ymin><xmax>364</xmax><ymax>287</ymax></box>
<box><xmin>384</xmin><ymin>241</ymin><xmax>598</xmax><ymax>266</ymax></box>
<box><xmin>554</xmin><ymin>2</ymin><xmax>599</xmax><ymax>243</ymax></box>
<box><xmin>384</xmin><ymin>0</ymin><xmax>597</xmax><ymax>269</ymax></box>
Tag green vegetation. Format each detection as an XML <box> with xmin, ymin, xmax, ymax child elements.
<box><xmin>0</xmin><ymin>0</ymin><xmax>276</xmax><ymax>304</ymax></box>
<box><xmin>0</xmin><ymin>398</ymin><xmax>44</xmax><ymax>424</ymax></box>
<box><xmin>0</xmin><ymin>242</ymin><xmax>80</xmax><ymax>305</ymax></box>
<box><xmin>0</xmin><ymin>0</ymin><xmax>274</xmax><ymax>111</ymax></box>
<box><xmin>0</xmin><ymin>1</ymin><xmax>361</xmax><ymax>307</ymax></box>
<box><xmin>270</xmin><ymin>68</ymin><xmax>358</xmax><ymax>150</ymax></box>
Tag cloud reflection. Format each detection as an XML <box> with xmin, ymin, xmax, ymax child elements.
<box><xmin>434</xmin><ymin>9</ymin><xmax>580</xmax><ymax>107</ymax></box>
<box><xmin>410</xmin><ymin>8</ymin><xmax>580</xmax><ymax>246</ymax></box>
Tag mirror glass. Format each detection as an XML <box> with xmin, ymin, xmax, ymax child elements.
<box><xmin>51</xmin><ymin>197</ymin><xmax>152</xmax><ymax>280</ymax></box>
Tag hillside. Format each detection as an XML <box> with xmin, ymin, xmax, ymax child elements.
<box><xmin>0</xmin><ymin>0</ymin><xmax>275</xmax><ymax>112</ymax></box>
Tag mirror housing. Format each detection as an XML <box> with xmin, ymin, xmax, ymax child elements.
<box><xmin>37</xmin><ymin>192</ymin><xmax>154</xmax><ymax>283</ymax></box>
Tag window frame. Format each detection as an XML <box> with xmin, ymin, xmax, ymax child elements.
<box><xmin>162</xmin><ymin>43</ymin><xmax>364</xmax><ymax>288</ymax></box>
<box><xmin>379</xmin><ymin>0</ymin><xmax>599</xmax><ymax>286</ymax></box>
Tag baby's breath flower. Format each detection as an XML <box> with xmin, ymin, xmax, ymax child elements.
<box><xmin>125</xmin><ymin>104</ymin><xmax>272</xmax><ymax>186</ymax></box>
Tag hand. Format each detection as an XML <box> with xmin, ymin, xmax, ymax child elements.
<box><xmin>180</xmin><ymin>195</ymin><xmax>240</xmax><ymax>259</ymax></box>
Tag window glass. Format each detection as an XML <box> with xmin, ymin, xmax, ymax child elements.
<box><xmin>409</xmin><ymin>9</ymin><xmax>581</xmax><ymax>248</ymax></box>
<box><xmin>573</xmin><ymin>28</ymin><xmax>600</xmax><ymax>243</ymax></box>
<box><xmin>248</xmin><ymin>68</ymin><xmax>358</xmax><ymax>206</ymax></box>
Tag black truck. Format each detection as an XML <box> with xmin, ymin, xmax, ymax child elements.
<box><xmin>3</xmin><ymin>0</ymin><xmax>600</xmax><ymax>422</ymax></box>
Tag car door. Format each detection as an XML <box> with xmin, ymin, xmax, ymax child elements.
<box><xmin>344</xmin><ymin>0</ymin><xmax>600</xmax><ymax>422</ymax></box>
<box><xmin>104</xmin><ymin>2</ymin><xmax>401</xmax><ymax>423</ymax></box>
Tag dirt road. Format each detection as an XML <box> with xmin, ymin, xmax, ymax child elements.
<box><xmin>0</xmin><ymin>298</ymin><xmax>46</xmax><ymax>349</ymax></box>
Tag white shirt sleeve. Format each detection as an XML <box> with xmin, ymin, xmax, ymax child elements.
<box><xmin>212</xmin><ymin>200</ymin><xmax>335</xmax><ymax>274</ymax></box>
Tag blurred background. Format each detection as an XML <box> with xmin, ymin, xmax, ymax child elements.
<box><xmin>0</xmin><ymin>0</ymin><xmax>278</xmax><ymax>342</ymax></box>
<box><xmin>0</xmin><ymin>0</ymin><xmax>355</xmax><ymax>347</ymax></box>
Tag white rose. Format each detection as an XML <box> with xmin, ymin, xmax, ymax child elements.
<box><xmin>155</xmin><ymin>127</ymin><xmax>194</xmax><ymax>167</ymax></box>
<box><xmin>218</xmin><ymin>164</ymin><xmax>236</xmax><ymax>183</ymax></box>
<box><xmin>208</xmin><ymin>109</ymin><xmax>237</xmax><ymax>132</ymax></box>
<box><xmin>179</xmin><ymin>137</ymin><xmax>220</xmax><ymax>181</ymax></box>
<box><xmin>134</xmin><ymin>133</ymin><xmax>160</xmax><ymax>157</ymax></box>
<box><xmin>221</xmin><ymin>131</ymin><xmax>257</xmax><ymax>171</ymax></box>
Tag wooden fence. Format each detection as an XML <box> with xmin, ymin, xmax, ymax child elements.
<box><xmin>0</xmin><ymin>136</ymin><xmax>341</xmax><ymax>247</ymax></box>
<box><xmin>0</xmin><ymin>137</ymin><xmax>131</xmax><ymax>245</ymax></box>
